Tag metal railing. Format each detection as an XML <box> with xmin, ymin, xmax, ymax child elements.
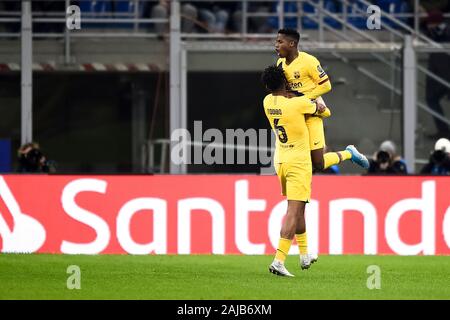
<box><xmin>145</xmin><ymin>138</ymin><xmax>431</xmax><ymax>174</ymax></box>
<box><xmin>1</xmin><ymin>0</ymin><xmax>450</xmax><ymax>42</ymax></box>
<box><xmin>0</xmin><ymin>0</ymin><xmax>168</xmax><ymax>37</ymax></box>
<box><xmin>299</xmin><ymin>0</ymin><xmax>450</xmax><ymax>130</ymax></box>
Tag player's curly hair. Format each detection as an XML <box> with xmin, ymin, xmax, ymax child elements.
<box><xmin>261</xmin><ymin>65</ymin><xmax>286</xmax><ymax>92</ymax></box>
<box><xmin>278</xmin><ymin>28</ymin><xmax>300</xmax><ymax>43</ymax></box>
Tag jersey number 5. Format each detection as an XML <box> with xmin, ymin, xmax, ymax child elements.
<box><xmin>274</xmin><ymin>119</ymin><xmax>288</xmax><ymax>143</ymax></box>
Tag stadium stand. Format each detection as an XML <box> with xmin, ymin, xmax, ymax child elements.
<box><xmin>0</xmin><ymin>0</ymin><xmax>449</xmax><ymax>174</ymax></box>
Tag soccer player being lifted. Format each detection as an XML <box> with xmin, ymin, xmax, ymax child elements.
<box><xmin>262</xmin><ymin>65</ymin><xmax>329</xmax><ymax>277</ymax></box>
<box><xmin>275</xmin><ymin>28</ymin><xmax>369</xmax><ymax>172</ymax></box>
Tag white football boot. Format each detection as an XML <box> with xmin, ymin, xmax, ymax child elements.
<box><xmin>300</xmin><ymin>253</ymin><xmax>318</xmax><ymax>270</ymax></box>
<box><xmin>269</xmin><ymin>260</ymin><xmax>295</xmax><ymax>277</ymax></box>
<box><xmin>310</xmin><ymin>253</ymin><xmax>319</xmax><ymax>264</ymax></box>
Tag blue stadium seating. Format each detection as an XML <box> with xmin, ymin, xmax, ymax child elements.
<box><xmin>324</xmin><ymin>0</ymin><xmax>342</xmax><ymax>29</ymax></box>
<box><xmin>346</xmin><ymin>0</ymin><xmax>369</xmax><ymax>29</ymax></box>
<box><xmin>375</xmin><ymin>0</ymin><xmax>410</xmax><ymax>28</ymax></box>
<box><xmin>78</xmin><ymin>0</ymin><xmax>112</xmax><ymax>16</ymax></box>
<box><xmin>78</xmin><ymin>0</ymin><xmax>112</xmax><ymax>28</ymax></box>
<box><xmin>78</xmin><ymin>1</ymin><xmax>145</xmax><ymax>29</ymax></box>
<box><xmin>267</xmin><ymin>0</ymin><xmax>411</xmax><ymax>31</ymax></box>
<box><xmin>76</xmin><ymin>0</ymin><xmax>411</xmax><ymax>31</ymax></box>
<box><xmin>303</xmin><ymin>0</ymin><xmax>342</xmax><ymax>30</ymax></box>
<box><xmin>111</xmin><ymin>1</ymin><xmax>134</xmax><ymax>28</ymax></box>
<box><xmin>302</xmin><ymin>0</ymin><xmax>318</xmax><ymax>29</ymax></box>
<box><xmin>268</xmin><ymin>1</ymin><xmax>300</xmax><ymax>30</ymax></box>
<box><xmin>268</xmin><ymin>0</ymin><xmax>341</xmax><ymax>30</ymax></box>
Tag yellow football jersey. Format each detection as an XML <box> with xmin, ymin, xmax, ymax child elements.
<box><xmin>263</xmin><ymin>94</ymin><xmax>317</xmax><ymax>163</ymax></box>
<box><xmin>277</xmin><ymin>51</ymin><xmax>329</xmax><ymax>98</ymax></box>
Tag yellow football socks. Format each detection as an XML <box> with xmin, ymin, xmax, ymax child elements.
<box><xmin>324</xmin><ymin>152</ymin><xmax>340</xmax><ymax>169</ymax></box>
<box><xmin>275</xmin><ymin>238</ymin><xmax>292</xmax><ymax>263</ymax></box>
<box><xmin>295</xmin><ymin>233</ymin><xmax>308</xmax><ymax>255</ymax></box>
<box><xmin>323</xmin><ymin>150</ymin><xmax>352</xmax><ymax>169</ymax></box>
<box><xmin>338</xmin><ymin>150</ymin><xmax>352</xmax><ymax>161</ymax></box>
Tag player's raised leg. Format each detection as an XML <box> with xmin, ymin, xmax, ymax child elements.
<box><xmin>307</xmin><ymin>97</ymin><xmax>369</xmax><ymax>170</ymax></box>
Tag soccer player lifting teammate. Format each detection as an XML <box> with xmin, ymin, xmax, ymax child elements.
<box><xmin>262</xmin><ymin>66</ymin><xmax>330</xmax><ymax>277</ymax></box>
<box><xmin>275</xmin><ymin>28</ymin><xmax>369</xmax><ymax>171</ymax></box>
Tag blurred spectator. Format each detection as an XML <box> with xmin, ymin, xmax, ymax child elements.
<box><xmin>149</xmin><ymin>0</ymin><xmax>169</xmax><ymax>34</ymax></box>
<box><xmin>17</xmin><ymin>142</ymin><xmax>55</xmax><ymax>173</ymax></box>
<box><xmin>231</xmin><ymin>1</ymin><xmax>272</xmax><ymax>33</ymax></box>
<box><xmin>147</xmin><ymin>1</ymin><xmax>271</xmax><ymax>34</ymax></box>
<box><xmin>423</xmin><ymin>10</ymin><xmax>450</xmax><ymax>139</ymax></box>
<box><xmin>248</xmin><ymin>2</ymin><xmax>272</xmax><ymax>33</ymax></box>
<box><xmin>416</xmin><ymin>0</ymin><xmax>449</xmax><ymax>12</ymax></box>
<box><xmin>367</xmin><ymin>140</ymin><xmax>408</xmax><ymax>175</ymax></box>
<box><xmin>213</xmin><ymin>1</ymin><xmax>241</xmax><ymax>32</ymax></box>
<box><xmin>148</xmin><ymin>1</ymin><xmax>235</xmax><ymax>34</ymax></box>
<box><xmin>196</xmin><ymin>2</ymin><xmax>229</xmax><ymax>33</ymax></box>
<box><xmin>420</xmin><ymin>138</ymin><xmax>450</xmax><ymax>174</ymax></box>
<box><xmin>148</xmin><ymin>0</ymin><xmax>198</xmax><ymax>34</ymax></box>
<box><xmin>408</xmin><ymin>0</ymin><xmax>449</xmax><ymax>20</ymax></box>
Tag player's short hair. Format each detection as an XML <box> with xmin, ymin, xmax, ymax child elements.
<box><xmin>261</xmin><ymin>65</ymin><xmax>286</xmax><ymax>92</ymax></box>
<box><xmin>278</xmin><ymin>28</ymin><xmax>300</xmax><ymax>43</ymax></box>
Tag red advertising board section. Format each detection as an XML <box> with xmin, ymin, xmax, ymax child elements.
<box><xmin>0</xmin><ymin>175</ymin><xmax>449</xmax><ymax>255</ymax></box>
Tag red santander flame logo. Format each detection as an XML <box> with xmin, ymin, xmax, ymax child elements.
<box><xmin>0</xmin><ymin>176</ymin><xmax>46</xmax><ymax>253</ymax></box>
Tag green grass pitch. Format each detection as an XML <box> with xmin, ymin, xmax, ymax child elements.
<box><xmin>0</xmin><ymin>254</ymin><xmax>449</xmax><ymax>300</ymax></box>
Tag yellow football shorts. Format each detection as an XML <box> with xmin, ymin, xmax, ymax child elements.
<box><xmin>305</xmin><ymin>95</ymin><xmax>328</xmax><ymax>150</ymax></box>
<box><xmin>275</xmin><ymin>162</ymin><xmax>312</xmax><ymax>202</ymax></box>
<box><xmin>305</xmin><ymin>115</ymin><xmax>325</xmax><ymax>150</ymax></box>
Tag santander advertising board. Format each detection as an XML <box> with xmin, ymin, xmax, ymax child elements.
<box><xmin>0</xmin><ymin>175</ymin><xmax>449</xmax><ymax>255</ymax></box>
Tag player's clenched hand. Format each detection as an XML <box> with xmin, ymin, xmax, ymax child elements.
<box><xmin>314</xmin><ymin>100</ymin><xmax>331</xmax><ymax>118</ymax></box>
<box><xmin>315</xmin><ymin>101</ymin><xmax>326</xmax><ymax>114</ymax></box>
